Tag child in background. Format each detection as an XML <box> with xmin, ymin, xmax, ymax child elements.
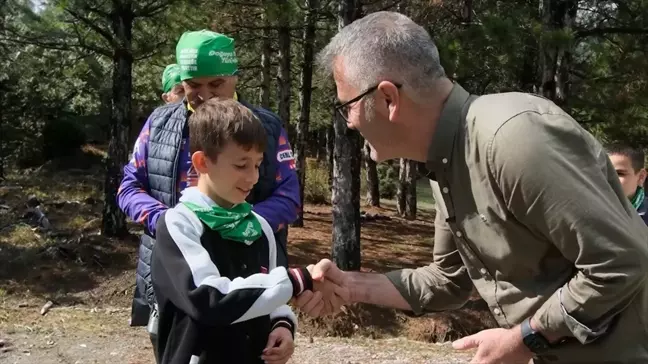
<box><xmin>606</xmin><ymin>143</ymin><xmax>648</xmax><ymax>225</ymax></box>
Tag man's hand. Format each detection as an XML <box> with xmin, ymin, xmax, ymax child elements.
<box><xmin>452</xmin><ymin>327</ymin><xmax>533</xmax><ymax>364</ymax></box>
<box><xmin>293</xmin><ymin>259</ymin><xmax>350</xmax><ymax>317</ymax></box>
<box><xmin>261</xmin><ymin>327</ymin><xmax>294</xmax><ymax>364</ymax></box>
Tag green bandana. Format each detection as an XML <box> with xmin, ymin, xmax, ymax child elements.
<box><xmin>161</xmin><ymin>64</ymin><xmax>182</xmax><ymax>93</ymax></box>
<box><xmin>631</xmin><ymin>187</ymin><xmax>645</xmax><ymax>210</ymax></box>
<box><xmin>176</xmin><ymin>30</ymin><xmax>239</xmax><ymax>81</ymax></box>
<box><xmin>182</xmin><ymin>201</ymin><xmax>262</xmax><ymax>244</ymax></box>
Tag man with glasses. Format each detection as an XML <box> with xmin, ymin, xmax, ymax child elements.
<box><xmin>295</xmin><ymin>11</ymin><xmax>648</xmax><ymax>364</ymax></box>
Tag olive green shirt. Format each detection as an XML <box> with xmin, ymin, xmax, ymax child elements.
<box><xmin>385</xmin><ymin>83</ymin><xmax>648</xmax><ymax>363</ymax></box>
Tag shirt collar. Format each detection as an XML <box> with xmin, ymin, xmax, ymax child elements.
<box><xmin>425</xmin><ymin>83</ymin><xmax>471</xmax><ymax>171</ymax></box>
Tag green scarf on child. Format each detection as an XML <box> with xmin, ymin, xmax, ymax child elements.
<box><xmin>182</xmin><ymin>201</ymin><xmax>262</xmax><ymax>244</ymax></box>
<box><xmin>631</xmin><ymin>187</ymin><xmax>645</xmax><ymax>211</ymax></box>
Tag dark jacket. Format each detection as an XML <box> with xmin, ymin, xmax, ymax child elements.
<box><xmin>151</xmin><ymin>188</ymin><xmax>297</xmax><ymax>364</ymax></box>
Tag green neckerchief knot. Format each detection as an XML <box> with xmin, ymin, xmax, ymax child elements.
<box><xmin>182</xmin><ymin>201</ymin><xmax>262</xmax><ymax>244</ymax></box>
<box><xmin>631</xmin><ymin>186</ymin><xmax>645</xmax><ymax>211</ymax></box>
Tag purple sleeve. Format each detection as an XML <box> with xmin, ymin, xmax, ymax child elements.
<box><xmin>116</xmin><ymin>118</ymin><xmax>168</xmax><ymax>236</ymax></box>
<box><xmin>252</xmin><ymin>128</ymin><xmax>301</xmax><ymax>232</ymax></box>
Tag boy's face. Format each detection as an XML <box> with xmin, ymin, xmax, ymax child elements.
<box><xmin>192</xmin><ymin>142</ymin><xmax>264</xmax><ymax>207</ymax></box>
<box><xmin>609</xmin><ymin>153</ymin><xmax>647</xmax><ymax>198</ymax></box>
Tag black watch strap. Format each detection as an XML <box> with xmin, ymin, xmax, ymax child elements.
<box><xmin>521</xmin><ymin>318</ymin><xmax>551</xmax><ymax>354</ymax></box>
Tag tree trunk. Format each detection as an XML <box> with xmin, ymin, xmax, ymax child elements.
<box><xmin>102</xmin><ymin>5</ymin><xmax>133</xmax><ymax>237</ymax></box>
<box><xmin>397</xmin><ymin>159</ymin><xmax>417</xmax><ymax>220</ymax></box>
<box><xmin>0</xmin><ymin>84</ymin><xmax>4</xmax><ymax>181</ymax></box>
<box><xmin>405</xmin><ymin>160</ymin><xmax>417</xmax><ymax>219</ymax></box>
<box><xmin>461</xmin><ymin>0</ymin><xmax>473</xmax><ymax>24</ymax></box>
<box><xmin>259</xmin><ymin>12</ymin><xmax>272</xmax><ymax>109</ymax></box>
<box><xmin>397</xmin><ymin>159</ymin><xmax>406</xmax><ymax>215</ymax></box>
<box><xmin>326</xmin><ymin>123</ymin><xmax>334</xmax><ymax>187</ymax></box>
<box><xmin>331</xmin><ymin>0</ymin><xmax>361</xmax><ymax>271</ymax></box>
<box><xmin>541</xmin><ymin>0</ymin><xmax>577</xmax><ymax>106</ymax></box>
<box><xmin>315</xmin><ymin>129</ymin><xmax>326</xmax><ymax>162</ymax></box>
<box><xmin>277</xmin><ymin>4</ymin><xmax>291</xmax><ymax>125</ymax></box>
<box><xmin>292</xmin><ymin>0</ymin><xmax>318</xmax><ymax>227</ymax></box>
<box><xmin>364</xmin><ymin>140</ymin><xmax>379</xmax><ymax>207</ymax></box>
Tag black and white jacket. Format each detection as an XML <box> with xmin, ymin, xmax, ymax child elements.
<box><xmin>151</xmin><ymin>187</ymin><xmax>312</xmax><ymax>364</ymax></box>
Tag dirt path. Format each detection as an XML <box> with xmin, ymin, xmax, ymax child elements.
<box><xmin>0</xmin><ymin>305</ymin><xmax>473</xmax><ymax>364</ymax></box>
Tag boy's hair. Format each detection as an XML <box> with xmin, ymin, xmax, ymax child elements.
<box><xmin>189</xmin><ymin>98</ymin><xmax>267</xmax><ymax>159</ymax></box>
<box><xmin>605</xmin><ymin>143</ymin><xmax>646</xmax><ymax>172</ymax></box>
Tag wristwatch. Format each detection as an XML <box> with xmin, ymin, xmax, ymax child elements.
<box><xmin>521</xmin><ymin>317</ymin><xmax>551</xmax><ymax>353</ymax></box>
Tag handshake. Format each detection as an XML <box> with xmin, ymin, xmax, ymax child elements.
<box><xmin>288</xmin><ymin>259</ymin><xmax>351</xmax><ymax>317</ymax></box>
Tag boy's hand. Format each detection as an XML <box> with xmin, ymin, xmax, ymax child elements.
<box><xmin>261</xmin><ymin>327</ymin><xmax>294</xmax><ymax>364</ymax></box>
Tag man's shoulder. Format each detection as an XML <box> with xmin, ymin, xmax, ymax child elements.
<box><xmin>467</xmin><ymin>92</ymin><xmax>575</xmax><ymax>146</ymax></box>
<box><xmin>240</xmin><ymin>101</ymin><xmax>282</xmax><ymax>126</ymax></box>
<box><xmin>150</xmin><ymin>101</ymin><xmax>186</xmax><ymax>120</ymax></box>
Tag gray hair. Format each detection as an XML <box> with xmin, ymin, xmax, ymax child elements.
<box><xmin>316</xmin><ymin>11</ymin><xmax>446</xmax><ymax>102</ymax></box>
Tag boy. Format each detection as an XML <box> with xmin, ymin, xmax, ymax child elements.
<box><xmin>606</xmin><ymin>143</ymin><xmax>648</xmax><ymax>224</ymax></box>
<box><xmin>160</xmin><ymin>63</ymin><xmax>185</xmax><ymax>104</ymax></box>
<box><xmin>151</xmin><ymin>98</ymin><xmax>343</xmax><ymax>364</ymax></box>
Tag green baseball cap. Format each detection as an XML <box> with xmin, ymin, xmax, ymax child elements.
<box><xmin>175</xmin><ymin>30</ymin><xmax>239</xmax><ymax>81</ymax></box>
<box><xmin>161</xmin><ymin>64</ymin><xmax>182</xmax><ymax>93</ymax></box>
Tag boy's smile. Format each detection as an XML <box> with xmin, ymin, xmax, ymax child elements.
<box><xmin>192</xmin><ymin>142</ymin><xmax>264</xmax><ymax>208</ymax></box>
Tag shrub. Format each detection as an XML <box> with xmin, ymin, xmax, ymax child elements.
<box><xmin>377</xmin><ymin>161</ymin><xmax>398</xmax><ymax>199</ymax></box>
<box><xmin>304</xmin><ymin>158</ymin><xmax>330</xmax><ymax>204</ymax></box>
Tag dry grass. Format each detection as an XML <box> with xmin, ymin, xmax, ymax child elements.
<box><xmin>1</xmin><ymin>224</ymin><xmax>43</xmax><ymax>247</ymax></box>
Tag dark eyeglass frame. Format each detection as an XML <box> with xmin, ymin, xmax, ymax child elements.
<box><xmin>334</xmin><ymin>82</ymin><xmax>402</xmax><ymax>121</ymax></box>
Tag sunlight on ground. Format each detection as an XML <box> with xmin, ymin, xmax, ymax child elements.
<box><xmin>1</xmin><ymin>224</ymin><xmax>43</xmax><ymax>247</ymax></box>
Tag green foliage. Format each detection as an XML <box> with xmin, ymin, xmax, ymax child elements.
<box><xmin>304</xmin><ymin>158</ymin><xmax>330</xmax><ymax>204</ymax></box>
<box><xmin>377</xmin><ymin>162</ymin><xmax>398</xmax><ymax>199</ymax></box>
<box><xmin>2</xmin><ymin>0</ymin><xmax>648</xmax><ymax>174</ymax></box>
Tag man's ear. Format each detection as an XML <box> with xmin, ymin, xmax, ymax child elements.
<box><xmin>191</xmin><ymin>151</ymin><xmax>209</xmax><ymax>174</ymax></box>
<box><xmin>161</xmin><ymin>93</ymin><xmax>169</xmax><ymax>104</ymax></box>
<box><xmin>376</xmin><ymin>81</ymin><xmax>400</xmax><ymax>122</ymax></box>
<box><xmin>638</xmin><ymin>168</ymin><xmax>647</xmax><ymax>187</ymax></box>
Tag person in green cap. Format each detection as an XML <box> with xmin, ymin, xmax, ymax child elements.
<box><xmin>117</xmin><ymin>30</ymin><xmax>300</xmax><ymax>360</ymax></box>
<box><xmin>160</xmin><ymin>64</ymin><xmax>184</xmax><ymax>104</ymax></box>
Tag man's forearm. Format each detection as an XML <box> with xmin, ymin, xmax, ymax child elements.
<box><xmin>347</xmin><ymin>272</ymin><xmax>411</xmax><ymax>311</ymax></box>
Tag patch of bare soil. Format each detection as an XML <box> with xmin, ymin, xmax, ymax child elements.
<box><xmin>0</xmin><ymin>306</ymin><xmax>475</xmax><ymax>364</ymax></box>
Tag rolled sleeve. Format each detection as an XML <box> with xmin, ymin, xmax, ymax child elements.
<box><xmin>385</xmin><ymin>191</ymin><xmax>472</xmax><ymax>315</ymax></box>
<box><xmin>489</xmin><ymin>110</ymin><xmax>648</xmax><ymax>344</ymax></box>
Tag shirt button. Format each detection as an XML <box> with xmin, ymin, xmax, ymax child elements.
<box><xmin>442</xmin><ymin>158</ymin><xmax>448</xmax><ymax>164</ymax></box>
<box><xmin>442</xmin><ymin>187</ymin><xmax>449</xmax><ymax>193</ymax></box>
<box><xmin>493</xmin><ymin>308</ymin><xmax>502</xmax><ymax>315</ymax></box>
<box><xmin>480</xmin><ymin>268</ymin><xmax>487</xmax><ymax>275</ymax></box>
<box><xmin>456</xmin><ymin>231</ymin><xmax>463</xmax><ymax>238</ymax></box>
<box><xmin>241</xmin><ymin>263</ymin><xmax>247</xmax><ymax>270</ymax></box>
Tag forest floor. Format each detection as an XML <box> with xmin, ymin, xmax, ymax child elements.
<box><xmin>0</xmin><ymin>147</ymin><xmax>494</xmax><ymax>363</ymax></box>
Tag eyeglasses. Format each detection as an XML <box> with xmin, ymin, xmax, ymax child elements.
<box><xmin>334</xmin><ymin>82</ymin><xmax>402</xmax><ymax>122</ymax></box>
